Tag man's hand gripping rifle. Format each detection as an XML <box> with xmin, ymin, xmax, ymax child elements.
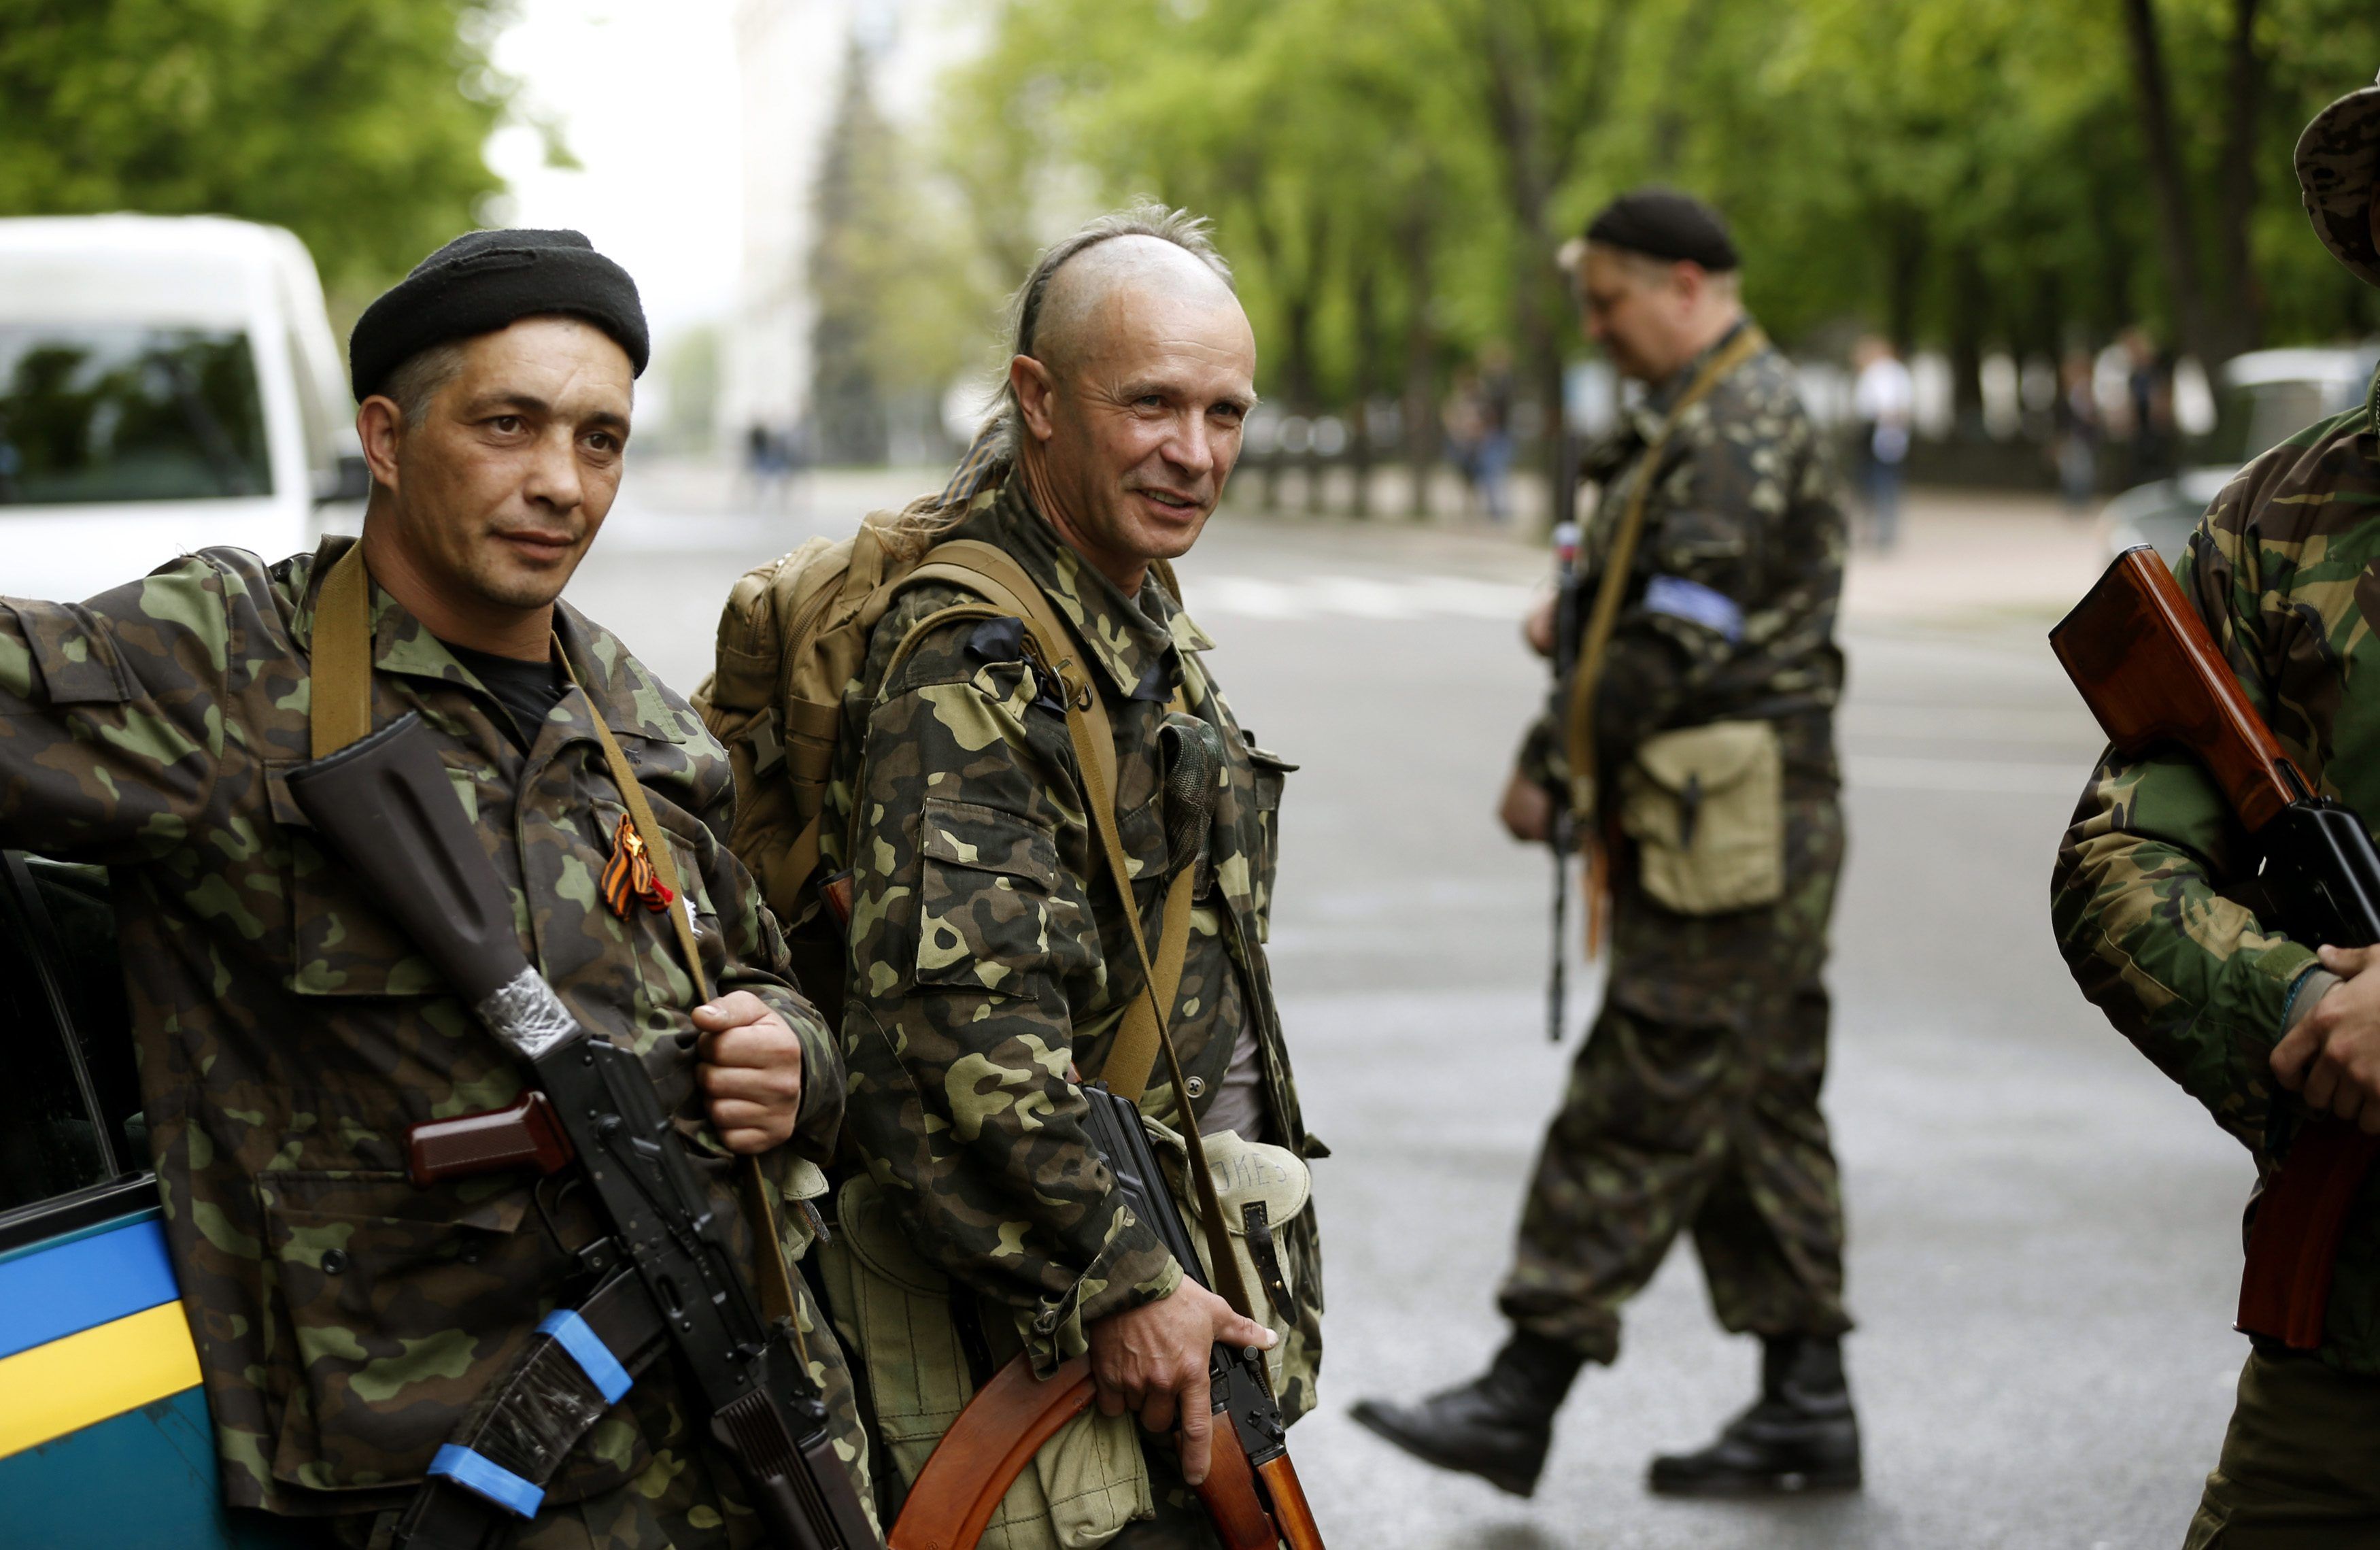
<box><xmin>2053</xmin><ymin>544</ymin><xmax>2380</xmax><ymax>1351</ymax></box>
<box><xmin>881</xmin><ymin>1083</ymin><xmax>1325</xmax><ymax>1550</ymax></box>
<box><xmin>285</xmin><ymin>712</ymin><xmax>880</xmax><ymax>1550</ymax></box>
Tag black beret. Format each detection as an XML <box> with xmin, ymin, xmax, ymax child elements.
<box><xmin>347</xmin><ymin>229</ymin><xmax>649</xmax><ymax>401</ymax></box>
<box><xmin>1584</xmin><ymin>188</ymin><xmax>1740</xmax><ymax>272</ymax></box>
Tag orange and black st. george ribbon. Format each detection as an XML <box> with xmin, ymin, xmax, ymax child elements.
<box><xmin>599</xmin><ymin>812</ymin><xmax>677</xmax><ymax>917</ymax></box>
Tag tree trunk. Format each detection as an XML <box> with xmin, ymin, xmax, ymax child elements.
<box><xmin>1884</xmin><ymin>208</ymin><xmax>1927</xmax><ymax>357</ymax></box>
<box><xmin>2119</xmin><ymin>0</ymin><xmax>2217</xmax><ymax>367</ymax></box>
<box><xmin>1351</xmin><ymin>263</ymin><xmax>1379</xmax><ymax>519</ymax></box>
<box><xmin>1399</xmin><ymin>201</ymin><xmax>1438</xmax><ymax>521</ymax></box>
<box><xmin>1950</xmin><ymin>248</ymin><xmax>1988</xmax><ymax>437</ymax></box>
<box><xmin>2213</xmin><ymin>0</ymin><xmax>2266</xmax><ymax>359</ymax></box>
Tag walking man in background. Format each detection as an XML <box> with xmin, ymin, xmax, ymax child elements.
<box><xmin>2052</xmin><ymin>73</ymin><xmax>2380</xmax><ymax>1547</ymax></box>
<box><xmin>1353</xmin><ymin>187</ymin><xmax>1857</xmax><ymax>1500</ymax></box>
<box><xmin>1852</xmin><ymin>335</ymin><xmax>1914</xmax><ymax>550</ymax></box>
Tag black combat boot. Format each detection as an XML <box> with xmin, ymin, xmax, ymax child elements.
<box><xmin>1647</xmin><ymin>1334</ymin><xmax>1861</xmax><ymax>1496</ymax></box>
<box><xmin>1348</xmin><ymin>1331</ymin><xmax>1585</xmax><ymax>1497</ymax></box>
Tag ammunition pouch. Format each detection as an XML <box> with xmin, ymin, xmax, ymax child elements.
<box><xmin>1145</xmin><ymin>1121</ymin><xmax>1313</xmax><ymax>1396</ymax></box>
<box><xmin>814</xmin><ymin>1175</ymin><xmax>1150</xmax><ymax>1550</ymax></box>
<box><xmin>1618</xmin><ymin>720</ymin><xmax>1785</xmax><ymax>915</ymax></box>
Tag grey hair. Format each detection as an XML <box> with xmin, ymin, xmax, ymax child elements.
<box><xmin>381</xmin><ymin>339</ymin><xmax>469</xmax><ymax>428</ymax></box>
<box><xmin>987</xmin><ymin>200</ymin><xmax>1235</xmax><ymax>462</ymax></box>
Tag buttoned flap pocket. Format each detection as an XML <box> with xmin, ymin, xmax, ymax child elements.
<box><xmin>1242</xmin><ymin>744</ymin><xmax>1297</xmax><ymax>939</ymax></box>
<box><xmin>254</xmin><ymin>1170</ymin><xmax>645</xmax><ymax>1494</ymax></box>
<box><xmin>1146</xmin><ymin>1119</ymin><xmax>1313</xmax><ymax>1394</ymax></box>
<box><xmin>1618</xmin><ymin>720</ymin><xmax>1784</xmax><ymax>915</ymax></box>
<box><xmin>914</xmin><ymin>796</ymin><xmax>1059</xmax><ymax>994</ymax></box>
<box><xmin>269</xmin><ymin>759</ymin><xmax>449</xmax><ymax>997</ymax></box>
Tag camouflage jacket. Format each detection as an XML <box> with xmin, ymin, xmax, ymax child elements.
<box><xmin>1523</xmin><ymin>321</ymin><xmax>1846</xmax><ymax>795</ymax></box>
<box><xmin>0</xmin><ymin>535</ymin><xmax>848</xmax><ymax>1514</ymax></box>
<box><xmin>821</xmin><ymin>475</ymin><xmax>1324</xmax><ymax>1414</ymax></box>
<box><xmin>2051</xmin><ymin>388</ymin><xmax>2380</xmax><ymax>1374</ymax></box>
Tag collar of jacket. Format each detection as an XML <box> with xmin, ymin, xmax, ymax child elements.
<box><xmin>292</xmin><ymin>533</ymin><xmax>689</xmax><ymax>745</ymax></box>
<box><xmin>1627</xmin><ymin>315</ymin><xmax>1759</xmax><ymax>438</ymax></box>
<box><xmin>968</xmin><ymin>474</ymin><xmax>1214</xmax><ymax>702</ymax></box>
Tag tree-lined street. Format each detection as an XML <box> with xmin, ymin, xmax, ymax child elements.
<box><xmin>574</xmin><ymin>469</ymin><xmax>2247</xmax><ymax>1549</ymax></box>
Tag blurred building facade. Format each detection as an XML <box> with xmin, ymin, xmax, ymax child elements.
<box><xmin>722</xmin><ymin>0</ymin><xmax>976</xmax><ymax>467</ymax></box>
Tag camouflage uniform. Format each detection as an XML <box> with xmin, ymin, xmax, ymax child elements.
<box><xmin>2050</xmin><ymin>388</ymin><xmax>2380</xmax><ymax>1544</ymax></box>
<box><xmin>0</xmin><ymin>535</ymin><xmax>868</xmax><ymax>1545</ymax></box>
<box><xmin>1502</xmin><ymin>320</ymin><xmax>1852</xmax><ymax>1364</ymax></box>
<box><xmin>818</xmin><ymin>474</ymin><xmax>1323</xmax><ymax>1507</ymax></box>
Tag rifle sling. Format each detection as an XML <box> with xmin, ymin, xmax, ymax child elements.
<box><xmin>892</xmin><ymin>543</ymin><xmax>1255</xmax><ymax>1327</ymax></box>
<box><xmin>307</xmin><ymin>545</ymin><xmax>806</xmax><ymax>1334</ymax></box>
<box><xmin>1562</xmin><ymin>326</ymin><xmax>1767</xmax><ymax>820</ymax></box>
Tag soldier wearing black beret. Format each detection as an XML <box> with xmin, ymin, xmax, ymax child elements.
<box><xmin>1355</xmin><ymin>188</ymin><xmax>1859</xmax><ymax>1500</ymax></box>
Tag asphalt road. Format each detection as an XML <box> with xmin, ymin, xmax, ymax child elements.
<box><xmin>573</xmin><ymin>466</ymin><xmax>2246</xmax><ymax>1550</ymax></box>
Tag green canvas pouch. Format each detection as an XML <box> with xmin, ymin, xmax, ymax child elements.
<box><xmin>821</xmin><ymin>1175</ymin><xmax>1151</xmax><ymax>1549</ymax></box>
<box><xmin>1618</xmin><ymin>719</ymin><xmax>1785</xmax><ymax>915</ymax></box>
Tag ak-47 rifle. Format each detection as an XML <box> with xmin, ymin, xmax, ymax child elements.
<box><xmin>2052</xmin><ymin>545</ymin><xmax>2380</xmax><ymax>1350</ymax></box>
<box><xmin>284</xmin><ymin>713</ymin><xmax>881</xmax><ymax>1550</ymax></box>
<box><xmin>883</xmin><ymin>1081</ymin><xmax>1323</xmax><ymax>1550</ymax></box>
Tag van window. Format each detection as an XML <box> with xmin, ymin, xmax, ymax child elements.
<box><xmin>0</xmin><ymin>326</ymin><xmax>273</xmax><ymax>505</ymax></box>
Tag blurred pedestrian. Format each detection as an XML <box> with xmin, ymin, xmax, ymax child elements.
<box><xmin>1476</xmin><ymin>343</ymin><xmax>1517</xmax><ymax>522</ymax></box>
<box><xmin>2051</xmin><ymin>71</ymin><xmax>2380</xmax><ymax>1549</ymax></box>
<box><xmin>1443</xmin><ymin>368</ymin><xmax>1485</xmax><ymax>514</ymax></box>
<box><xmin>2054</xmin><ymin>348</ymin><xmax>2102</xmax><ymax>513</ymax></box>
<box><xmin>2121</xmin><ymin>325</ymin><xmax>2177</xmax><ymax>484</ymax></box>
<box><xmin>1353</xmin><ymin>186</ymin><xmax>1857</xmax><ymax>1500</ymax></box>
<box><xmin>1850</xmin><ymin>335</ymin><xmax>1914</xmax><ymax>550</ymax></box>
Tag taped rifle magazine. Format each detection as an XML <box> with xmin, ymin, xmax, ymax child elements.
<box><xmin>479</xmin><ymin>968</ymin><xmax>579</xmax><ymax>1059</ymax></box>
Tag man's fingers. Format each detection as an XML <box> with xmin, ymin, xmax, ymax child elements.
<box><xmin>1096</xmin><ymin>1385</ymin><xmax>1128</xmax><ymax>1419</ymax></box>
<box><xmin>2272</xmin><ymin>1020</ymin><xmax>2321</xmax><ymax>1091</ymax></box>
<box><xmin>692</xmin><ymin>990</ymin><xmax>771</xmax><ymax>1030</ymax></box>
<box><xmin>701</xmin><ymin>1060</ymin><xmax>801</xmax><ymax>1103</ymax></box>
<box><xmin>1214</xmin><ymin>1309</ymin><xmax>1276</xmax><ymax>1353</ymax></box>
<box><xmin>2319</xmin><ymin>943</ymin><xmax>2380</xmax><ymax>977</ymax></box>
<box><xmin>1138</xmin><ymin>1386</ymin><xmax>1178</xmax><ymax>1439</ymax></box>
<box><xmin>2305</xmin><ymin>1058</ymin><xmax>2340</xmax><ymax>1112</ymax></box>
<box><xmin>1174</xmin><ymin>1380</ymin><xmax>1212</xmax><ymax>1487</ymax></box>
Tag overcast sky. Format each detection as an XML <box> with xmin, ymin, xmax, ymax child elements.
<box><xmin>487</xmin><ymin>0</ymin><xmax>746</xmax><ymax>352</ymax></box>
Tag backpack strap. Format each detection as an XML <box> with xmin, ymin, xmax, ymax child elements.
<box><xmin>893</xmin><ymin>541</ymin><xmax>1256</xmax><ymax>1329</ymax></box>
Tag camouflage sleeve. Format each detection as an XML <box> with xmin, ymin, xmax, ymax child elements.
<box><xmin>1594</xmin><ymin>428</ymin><xmax>1772</xmax><ymax>755</ymax></box>
<box><xmin>1514</xmin><ymin>711</ymin><xmax>1560</xmax><ymax>789</ymax></box>
<box><xmin>2048</xmin><ymin>518</ymin><xmax>2317</xmax><ymax>1149</ymax></box>
<box><xmin>0</xmin><ymin>556</ymin><xmax>236</xmax><ymax>864</ymax></box>
<box><xmin>696</xmin><ymin>793</ymin><xmax>845</xmax><ymax>1163</ymax></box>
<box><xmin>841</xmin><ymin>616</ymin><xmax>1178</xmax><ymax>1374</ymax></box>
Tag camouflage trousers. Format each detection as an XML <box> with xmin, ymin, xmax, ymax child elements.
<box><xmin>1497</xmin><ymin>792</ymin><xmax>1851</xmax><ymax>1364</ymax></box>
<box><xmin>2186</xmin><ymin>1349</ymin><xmax>2380</xmax><ymax>1549</ymax></box>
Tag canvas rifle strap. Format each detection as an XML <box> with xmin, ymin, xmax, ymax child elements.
<box><xmin>309</xmin><ymin>541</ymin><xmax>804</xmax><ymax>1330</ymax></box>
<box><xmin>898</xmin><ymin>541</ymin><xmax>1256</xmax><ymax>1328</ymax></box>
<box><xmin>1561</xmin><ymin>325</ymin><xmax>1767</xmax><ymax>823</ymax></box>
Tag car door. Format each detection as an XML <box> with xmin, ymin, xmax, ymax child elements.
<box><xmin>0</xmin><ymin>853</ymin><xmax>303</xmax><ymax>1548</ymax></box>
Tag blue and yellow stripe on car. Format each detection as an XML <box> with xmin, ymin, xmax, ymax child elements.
<box><xmin>0</xmin><ymin>1207</ymin><xmax>199</xmax><ymax>1459</ymax></box>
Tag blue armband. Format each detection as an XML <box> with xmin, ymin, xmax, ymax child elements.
<box><xmin>1643</xmin><ymin>575</ymin><xmax>1745</xmax><ymax>643</ymax></box>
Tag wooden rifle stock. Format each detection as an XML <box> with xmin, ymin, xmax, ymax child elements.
<box><xmin>2048</xmin><ymin>545</ymin><xmax>2307</xmax><ymax>832</ymax></box>
<box><xmin>2053</xmin><ymin>545</ymin><xmax>2378</xmax><ymax>1349</ymax></box>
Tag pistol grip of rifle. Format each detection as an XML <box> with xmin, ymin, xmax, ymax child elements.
<box><xmin>405</xmin><ymin>1092</ymin><xmax>575</xmax><ymax>1187</ymax></box>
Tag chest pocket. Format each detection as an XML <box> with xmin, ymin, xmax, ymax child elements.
<box><xmin>1242</xmin><ymin>744</ymin><xmax>1296</xmax><ymax>941</ymax></box>
<box><xmin>913</xmin><ymin>796</ymin><xmax>1061</xmax><ymax>996</ymax></box>
<box><xmin>270</xmin><ymin>758</ymin><xmax>486</xmax><ymax>996</ymax></box>
<box><xmin>1618</xmin><ymin>720</ymin><xmax>1784</xmax><ymax>915</ymax></box>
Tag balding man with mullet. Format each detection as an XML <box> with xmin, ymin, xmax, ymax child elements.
<box><xmin>802</xmin><ymin>205</ymin><xmax>1323</xmax><ymax>1549</ymax></box>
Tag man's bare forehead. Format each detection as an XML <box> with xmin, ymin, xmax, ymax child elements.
<box><xmin>1036</xmin><ymin>237</ymin><xmax>1242</xmax><ymax>368</ymax></box>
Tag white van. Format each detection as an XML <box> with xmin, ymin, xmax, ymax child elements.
<box><xmin>0</xmin><ymin>215</ymin><xmax>360</xmax><ymax>603</ymax></box>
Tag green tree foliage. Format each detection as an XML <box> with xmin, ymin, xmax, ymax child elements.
<box><xmin>937</xmin><ymin>0</ymin><xmax>2380</xmax><ymax>444</ymax></box>
<box><xmin>0</xmin><ymin>0</ymin><xmax>521</xmax><ymax>301</ymax></box>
